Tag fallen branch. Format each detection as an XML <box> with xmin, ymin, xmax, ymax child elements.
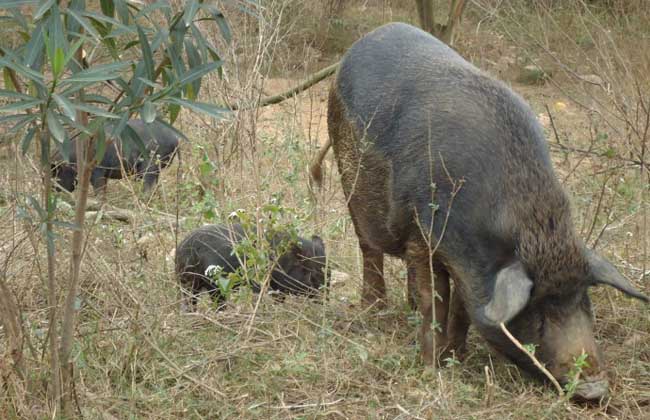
<box><xmin>227</xmin><ymin>62</ymin><xmax>339</xmax><ymax>111</ymax></box>
<box><xmin>499</xmin><ymin>322</ymin><xmax>564</xmax><ymax>397</ymax></box>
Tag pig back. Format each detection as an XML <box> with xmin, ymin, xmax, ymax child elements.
<box><xmin>334</xmin><ymin>22</ymin><xmax>565</xmax><ymax>263</ymax></box>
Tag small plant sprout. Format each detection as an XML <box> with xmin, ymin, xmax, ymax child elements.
<box><xmin>564</xmin><ymin>351</ymin><xmax>590</xmax><ymax>397</ymax></box>
<box><xmin>523</xmin><ymin>343</ymin><xmax>538</xmax><ymax>355</ymax></box>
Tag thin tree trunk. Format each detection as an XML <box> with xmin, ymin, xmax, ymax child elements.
<box><xmin>41</xmin><ymin>126</ymin><xmax>63</xmax><ymax>416</ymax></box>
<box><xmin>415</xmin><ymin>0</ymin><xmax>435</xmax><ymax>35</ymax></box>
<box><xmin>440</xmin><ymin>0</ymin><xmax>467</xmax><ymax>45</ymax></box>
<box><xmin>59</xmin><ymin>46</ymin><xmax>93</xmax><ymax>418</ymax></box>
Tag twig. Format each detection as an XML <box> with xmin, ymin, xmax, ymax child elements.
<box><xmin>545</xmin><ymin>104</ymin><xmax>562</xmax><ymax>145</ymax></box>
<box><xmin>227</xmin><ymin>62</ymin><xmax>339</xmax><ymax>110</ymax></box>
<box><xmin>549</xmin><ymin>142</ymin><xmax>648</xmax><ymax>168</ymax></box>
<box><xmin>272</xmin><ymin>398</ymin><xmax>344</xmax><ymax>410</ymax></box>
<box><xmin>499</xmin><ymin>322</ymin><xmax>564</xmax><ymax>396</ymax></box>
<box><xmin>395</xmin><ymin>403</ymin><xmax>425</xmax><ymax>420</ymax></box>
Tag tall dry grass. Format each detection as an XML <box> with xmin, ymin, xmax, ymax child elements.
<box><xmin>1</xmin><ymin>0</ymin><xmax>649</xmax><ymax>418</ymax></box>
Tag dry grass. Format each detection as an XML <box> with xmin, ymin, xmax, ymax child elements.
<box><xmin>1</xmin><ymin>0</ymin><xmax>649</xmax><ymax>418</ymax></box>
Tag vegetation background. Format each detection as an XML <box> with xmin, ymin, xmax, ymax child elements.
<box><xmin>0</xmin><ymin>0</ymin><xmax>649</xmax><ymax>418</ymax></box>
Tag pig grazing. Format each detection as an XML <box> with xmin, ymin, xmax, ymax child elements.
<box><xmin>175</xmin><ymin>223</ymin><xmax>328</xmax><ymax>308</ymax></box>
<box><xmin>314</xmin><ymin>22</ymin><xmax>647</xmax><ymax>400</ymax></box>
<box><xmin>52</xmin><ymin>119</ymin><xmax>180</xmax><ymax>195</ymax></box>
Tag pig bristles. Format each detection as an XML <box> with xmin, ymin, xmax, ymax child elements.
<box><xmin>499</xmin><ymin>322</ymin><xmax>565</xmax><ymax>397</ymax></box>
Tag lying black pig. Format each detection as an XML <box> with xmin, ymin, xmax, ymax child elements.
<box><xmin>175</xmin><ymin>223</ymin><xmax>329</xmax><ymax>308</ymax></box>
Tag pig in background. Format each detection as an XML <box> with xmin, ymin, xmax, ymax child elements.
<box><xmin>52</xmin><ymin>119</ymin><xmax>181</xmax><ymax>196</ymax></box>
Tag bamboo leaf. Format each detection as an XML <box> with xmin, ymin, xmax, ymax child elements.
<box><xmin>0</xmin><ymin>57</ymin><xmax>45</xmax><ymax>88</ymax></box>
<box><xmin>0</xmin><ymin>89</ymin><xmax>36</xmax><ymax>101</ymax></box>
<box><xmin>137</xmin><ymin>25</ymin><xmax>154</xmax><ymax>81</ymax></box>
<box><xmin>0</xmin><ymin>1</ymin><xmax>40</xmax><ymax>9</ymax></box>
<box><xmin>52</xmin><ymin>93</ymin><xmax>76</xmax><ymax>121</ymax></box>
<box><xmin>21</xmin><ymin>126</ymin><xmax>37</xmax><ymax>154</ymax></box>
<box><xmin>178</xmin><ymin>60</ymin><xmax>221</xmax><ymax>88</ymax></box>
<box><xmin>184</xmin><ymin>0</ymin><xmax>199</xmax><ymax>26</ymax></box>
<box><xmin>60</xmin><ymin>60</ymin><xmax>132</xmax><ymax>83</ymax></box>
<box><xmin>3</xmin><ymin>69</ymin><xmax>15</xmax><ymax>91</ymax></box>
<box><xmin>34</xmin><ymin>0</ymin><xmax>56</xmax><ymax>21</ymax></box>
<box><xmin>66</xmin><ymin>8</ymin><xmax>102</xmax><ymax>42</ymax></box>
<box><xmin>72</xmin><ymin>102</ymin><xmax>119</xmax><ymax>119</ymax></box>
<box><xmin>100</xmin><ymin>0</ymin><xmax>114</xmax><ymax>19</ymax></box>
<box><xmin>0</xmin><ymin>99</ymin><xmax>44</xmax><ymax>113</ymax></box>
<box><xmin>201</xmin><ymin>4</ymin><xmax>231</xmax><ymax>43</ymax></box>
<box><xmin>142</xmin><ymin>101</ymin><xmax>156</xmax><ymax>123</ymax></box>
<box><xmin>46</xmin><ymin>110</ymin><xmax>66</xmax><ymax>143</ymax></box>
<box><xmin>52</xmin><ymin>47</ymin><xmax>64</xmax><ymax>78</ymax></box>
<box><xmin>167</xmin><ymin>102</ymin><xmax>180</xmax><ymax>124</ymax></box>
<box><xmin>164</xmin><ymin>97</ymin><xmax>229</xmax><ymax>120</ymax></box>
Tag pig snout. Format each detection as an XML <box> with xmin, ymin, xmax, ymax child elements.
<box><xmin>572</xmin><ymin>376</ymin><xmax>609</xmax><ymax>401</ymax></box>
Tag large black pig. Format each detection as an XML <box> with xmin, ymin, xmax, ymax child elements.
<box><xmin>311</xmin><ymin>23</ymin><xmax>647</xmax><ymax>400</ymax></box>
<box><xmin>175</xmin><ymin>223</ymin><xmax>329</xmax><ymax>308</ymax></box>
<box><xmin>52</xmin><ymin>119</ymin><xmax>180</xmax><ymax>195</ymax></box>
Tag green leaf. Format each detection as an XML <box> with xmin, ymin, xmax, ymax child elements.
<box><xmin>0</xmin><ymin>57</ymin><xmax>45</xmax><ymax>89</ymax></box>
<box><xmin>83</xmin><ymin>94</ymin><xmax>113</xmax><ymax>105</ymax></box>
<box><xmin>121</xmin><ymin>123</ymin><xmax>146</xmax><ymax>155</ymax></box>
<box><xmin>142</xmin><ymin>101</ymin><xmax>156</xmax><ymax>123</ymax></box>
<box><xmin>9</xmin><ymin>113</ymin><xmax>37</xmax><ymax>132</ymax></box>
<box><xmin>100</xmin><ymin>0</ymin><xmax>114</xmax><ymax>18</ymax></box>
<box><xmin>164</xmin><ymin>97</ymin><xmax>229</xmax><ymax>120</ymax></box>
<box><xmin>52</xmin><ymin>93</ymin><xmax>77</xmax><ymax>121</ymax></box>
<box><xmin>21</xmin><ymin>126</ymin><xmax>37</xmax><ymax>154</ymax></box>
<box><xmin>0</xmin><ymin>1</ymin><xmax>40</xmax><ymax>9</ymax></box>
<box><xmin>82</xmin><ymin>11</ymin><xmax>133</xmax><ymax>34</ymax></box>
<box><xmin>0</xmin><ymin>89</ymin><xmax>36</xmax><ymax>101</ymax></box>
<box><xmin>34</xmin><ymin>0</ymin><xmax>56</xmax><ymax>21</ymax></box>
<box><xmin>135</xmin><ymin>1</ymin><xmax>171</xmax><ymax>20</ymax></box>
<box><xmin>184</xmin><ymin>0</ymin><xmax>199</xmax><ymax>26</ymax></box>
<box><xmin>3</xmin><ymin>69</ymin><xmax>15</xmax><ymax>91</ymax></box>
<box><xmin>62</xmin><ymin>37</ymin><xmax>85</xmax><ymax>73</ymax></box>
<box><xmin>61</xmin><ymin>60</ymin><xmax>132</xmax><ymax>83</ymax></box>
<box><xmin>168</xmin><ymin>102</ymin><xmax>180</xmax><ymax>124</ymax></box>
<box><xmin>137</xmin><ymin>25</ymin><xmax>154</xmax><ymax>81</ymax></box>
<box><xmin>52</xmin><ymin>47</ymin><xmax>65</xmax><ymax>78</ymax></box>
<box><xmin>0</xmin><ymin>114</ymin><xmax>33</xmax><ymax>124</ymax></box>
<box><xmin>202</xmin><ymin>5</ymin><xmax>231</xmax><ymax>43</ymax></box>
<box><xmin>178</xmin><ymin>60</ymin><xmax>222</xmax><ymax>88</ymax></box>
<box><xmin>46</xmin><ymin>110</ymin><xmax>66</xmax><ymax>143</ymax></box>
<box><xmin>0</xmin><ymin>99</ymin><xmax>43</xmax><ymax>113</ymax></box>
<box><xmin>113</xmin><ymin>0</ymin><xmax>130</xmax><ymax>25</ymax></box>
<box><xmin>22</xmin><ymin>21</ymin><xmax>45</xmax><ymax>71</ymax></box>
<box><xmin>72</xmin><ymin>102</ymin><xmax>119</xmax><ymax>119</ymax></box>
<box><xmin>66</xmin><ymin>8</ymin><xmax>102</xmax><ymax>42</ymax></box>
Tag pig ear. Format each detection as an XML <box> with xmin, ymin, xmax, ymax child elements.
<box><xmin>586</xmin><ymin>249</ymin><xmax>649</xmax><ymax>302</ymax></box>
<box><xmin>482</xmin><ymin>261</ymin><xmax>533</xmax><ymax>326</ymax></box>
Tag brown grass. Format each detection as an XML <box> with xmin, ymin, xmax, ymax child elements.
<box><xmin>1</xmin><ymin>0</ymin><xmax>649</xmax><ymax>418</ymax></box>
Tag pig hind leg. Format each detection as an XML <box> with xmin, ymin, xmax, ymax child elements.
<box><xmin>359</xmin><ymin>240</ymin><xmax>386</xmax><ymax>309</ymax></box>
<box><xmin>445</xmin><ymin>289</ymin><xmax>470</xmax><ymax>360</ymax></box>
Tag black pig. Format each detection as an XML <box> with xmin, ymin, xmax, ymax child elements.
<box><xmin>52</xmin><ymin>119</ymin><xmax>180</xmax><ymax>195</ymax></box>
<box><xmin>175</xmin><ymin>223</ymin><xmax>328</xmax><ymax>308</ymax></box>
<box><xmin>311</xmin><ymin>23</ymin><xmax>647</xmax><ymax>400</ymax></box>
